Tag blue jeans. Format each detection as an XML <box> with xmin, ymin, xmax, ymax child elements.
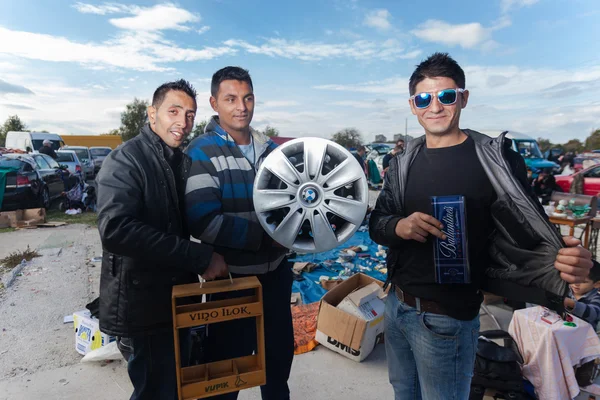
<box><xmin>384</xmin><ymin>289</ymin><xmax>480</xmax><ymax>400</ymax></box>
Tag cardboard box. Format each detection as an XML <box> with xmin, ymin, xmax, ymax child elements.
<box><xmin>0</xmin><ymin>208</ymin><xmax>46</xmax><ymax>228</ymax></box>
<box><xmin>73</xmin><ymin>309</ymin><xmax>115</xmax><ymax>355</ymax></box>
<box><xmin>0</xmin><ymin>214</ymin><xmax>10</xmax><ymax>229</ymax></box>
<box><xmin>315</xmin><ymin>274</ymin><xmax>386</xmax><ymax>362</ymax></box>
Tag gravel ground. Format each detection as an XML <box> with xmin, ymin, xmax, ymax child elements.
<box><xmin>0</xmin><ymin>225</ymin><xmax>101</xmax><ymax>380</ymax></box>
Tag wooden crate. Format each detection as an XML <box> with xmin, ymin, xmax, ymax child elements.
<box><xmin>172</xmin><ymin>277</ymin><xmax>266</xmax><ymax>400</ymax></box>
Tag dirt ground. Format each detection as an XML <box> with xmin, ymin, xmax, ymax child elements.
<box><xmin>0</xmin><ymin>203</ymin><xmax>596</xmax><ymax>399</ymax></box>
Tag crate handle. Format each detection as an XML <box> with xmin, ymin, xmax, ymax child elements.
<box><xmin>199</xmin><ymin>272</ymin><xmax>234</xmax><ymax>288</ymax></box>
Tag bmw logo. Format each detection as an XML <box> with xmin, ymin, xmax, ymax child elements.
<box><xmin>302</xmin><ymin>188</ymin><xmax>318</xmax><ymax>203</ymax></box>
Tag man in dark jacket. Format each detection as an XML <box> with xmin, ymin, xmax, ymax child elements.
<box><xmin>185</xmin><ymin>67</ymin><xmax>293</xmax><ymax>400</ymax></box>
<box><xmin>369</xmin><ymin>53</ymin><xmax>593</xmax><ymax>399</ymax></box>
<box><xmin>97</xmin><ymin>79</ymin><xmax>227</xmax><ymax>400</ymax></box>
<box><xmin>38</xmin><ymin>139</ymin><xmax>57</xmax><ymax>159</ymax></box>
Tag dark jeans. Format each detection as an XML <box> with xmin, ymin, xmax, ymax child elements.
<box><xmin>117</xmin><ymin>329</ymin><xmax>191</xmax><ymax>400</ymax></box>
<box><xmin>205</xmin><ymin>260</ymin><xmax>294</xmax><ymax>400</ymax></box>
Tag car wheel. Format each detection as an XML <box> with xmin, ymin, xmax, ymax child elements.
<box><xmin>253</xmin><ymin>137</ymin><xmax>369</xmax><ymax>253</ymax></box>
<box><xmin>38</xmin><ymin>187</ymin><xmax>50</xmax><ymax>209</ymax></box>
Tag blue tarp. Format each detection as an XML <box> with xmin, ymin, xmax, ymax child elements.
<box><xmin>289</xmin><ymin>230</ymin><xmax>387</xmax><ymax>304</ymax></box>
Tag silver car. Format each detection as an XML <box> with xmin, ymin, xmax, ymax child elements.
<box><xmin>56</xmin><ymin>150</ymin><xmax>84</xmax><ymax>178</ymax></box>
<box><xmin>62</xmin><ymin>146</ymin><xmax>94</xmax><ymax>180</ymax></box>
<box><xmin>89</xmin><ymin>147</ymin><xmax>112</xmax><ymax>173</ymax></box>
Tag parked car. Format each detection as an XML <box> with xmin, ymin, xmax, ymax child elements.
<box><xmin>62</xmin><ymin>145</ymin><xmax>94</xmax><ymax>180</ymax></box>
<box><xmin>555</xmin><ymin>164</ymin><xmax>600</xmax><ymax>197</ymax></box>
<box><xmin>4</xmin><ymin>131</ymin><xmax>65</xmax><ymax>153</ymax></box>
<box><xmin>89</xmin><ymin>146</ymin><xmax>112</xmax><ymax>173</ymax></box>
<box><xmin>0</xmin><ymin>153</ymin><xmax>66</xmax><ymax>210</ymax></box>
<box><xmin>367</xmin><ymin>143</ymin><xmax>392</xmax><ymax>155</ymax></box>
<box><xmin>56</xmin><ymin>150</ymin><xmax>84</xmax><ymax>178</ymax></box>
<box><xmin>482</xmin><ymin>131</ymin><xmax>560</xmax><ymax>179</ymax></box>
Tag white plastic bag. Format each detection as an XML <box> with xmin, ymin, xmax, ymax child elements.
<box><xmin>80</xmin><ymin>341</ymin><xmax>122</xmax><ymax>363</ymax></box>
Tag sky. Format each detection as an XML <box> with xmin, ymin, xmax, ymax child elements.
<box><xmin>0</xmin><ymin>0</ymin><xmax>598</xmax><ymax>143</ymax></box>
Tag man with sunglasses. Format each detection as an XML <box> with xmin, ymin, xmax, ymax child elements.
<box><xmin>370</xmin><ymin>52</ymin><xmax>593</xmax><ymax>399</ymax></box>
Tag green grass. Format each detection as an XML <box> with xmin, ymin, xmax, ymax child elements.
<box><xmin>0</xmin><ymin>227</ymin><xmax>16</xmax><ymax>234</ymax></box>
<box><xmin>46</xmin><ymin>209</ymin><xmax>98</xmax><ymax>226</ymax></box>
<box><xmin>0</xmin><ymin>246</ymin><xmax>40</xmax><ymax>274</ymax></box>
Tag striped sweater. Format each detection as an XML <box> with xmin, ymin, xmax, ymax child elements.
<box><xmin>184</xmin><ymin>116</ymin><xmax>287</xmax><ymax>274</ymax></box>
<box><xmin>568</xmin><ymin>288</ymin><xmax>600</xmax><ymax>329</ymax></box>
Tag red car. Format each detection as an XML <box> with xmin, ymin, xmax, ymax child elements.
<box><xmin>555</xmin><ymin>165</ymin><xmax>600</xmax><ymax>196</ymax></box>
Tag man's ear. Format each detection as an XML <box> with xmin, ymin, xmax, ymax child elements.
<box><xmin>593</xmin><ymin>281</ymin><xmax>600</xmax><ymax>289</ymax></box>
<box><xmin>210</xmin><ymin>96</ymin><xmax>218</xmax><ymax>112</ymax></box>
<box><xmin>147</xmin><ymin>105</ymin><xmax>156</xmax><ymax>125</ymax></box>
<box><xmin>409</xmin><ymin>99</ymin><xmax>417</xmax><ymax>116</ymax></box>
<box><xmin>461</xmin><ymin>89</ymin><xmax>469</xmax><ymax>109</ymax></box>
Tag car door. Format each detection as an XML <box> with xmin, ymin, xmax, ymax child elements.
<box><xmin>582</xmin><ymin>166</ymin><xmax>600</xmax><ymax>196</ymax></box>
<box><xmin>32</xmin><ymin>155</ymin><xmax>55</xmax><ymax>194</ymax></box>
<box><xmin>41</xmin><ymin>154</ymin><xmax>65</xmax><ymax>197</ymax></box>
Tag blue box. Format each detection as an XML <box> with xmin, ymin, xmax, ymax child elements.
<box><xmin>431</xmin><ymin>195</ymin><xmax>470</xmax><ymax>284</ymax></box>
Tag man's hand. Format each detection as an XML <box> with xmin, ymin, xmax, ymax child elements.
<box><xmin>202</xmin><ymin>252</ymin><xmax>228</xmax><ymax>281</ymax></box>
<box><xmin>394</xmin><ymin>212</ymin><xmax>446</xmax><ymax>243</ymax></box>
<box><xmin>555</xmin><ymin>237</ymin><xmax>593</xmax><ymax>283</ymax></box>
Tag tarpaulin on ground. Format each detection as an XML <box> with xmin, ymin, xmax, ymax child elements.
<box><xmin>289</xmin><ymin>230</ymin><xmax>386</xmax><ymax>304</ymax></box>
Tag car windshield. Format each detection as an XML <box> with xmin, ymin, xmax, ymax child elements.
<box><xmin>90</xmin><ymin>148</ymin><xmax>111</xmax><ymax>156</ymax></box>
<box><xmin>56</xmin><ymin>152</ymin><xmax>75</xmax><ymax>162</ymax></box>
<box><xmin>32</xmin><ymin>139</ymin><xmax>61</xmax><ymax>151</ymax></box>
<box><xmin>516</xmin><ymin>141</ymin><xmax>543</xmax><ymax>159</ymax></box>
<box><xmin>72</xmin><ymin>149</ymin><xmax>89</xmax><ymax>161</ymax></box>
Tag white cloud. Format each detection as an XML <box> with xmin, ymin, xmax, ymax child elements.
<box><xmin>197</xmin><ymin>26</ymin><xmax>211</xmax><ymax>35</ymax></box>
<box><xmin>501</xmin><ymin>0</ymin><xmax>540</xmax><ymax>13</ymax></box>
<box><xmin>364</xmin><ymin>9</ymin><xmax>392</xmax><ymax>31</ymax></box>
<box><xmin>223</xmin><ymin>38</ymin><xmax>419</xmax><ymax>61</ymax></box>
<box><xmin>0</xmin><ymin>27</ymin><xmax>236</xmax><ymax>72</ymax></box>
<box><xmin>314</xmin><ymin>77</ymin><xmax>409</xmax><ymax>95</ymax></box>
<box><xmin>411</xmin><ymin>20</ymin><xmax>492</xmax><ymax>49</ymax></box>
<box><xmin>109</xmin><ymin>4</ymin><xmax>200</xmax><ymax>32</ymax></box>
<box><xmin>260</xmin><ymin>100</ymin><xmax>300</xmax><ymax>108</ymax></box>
<box><xmin>72</xmin><ymin>2</ymin><xmax>133</xmax><ymax>15</ymax></box>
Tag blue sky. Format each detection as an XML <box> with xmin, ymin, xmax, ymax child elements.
<box><xmin>0</xmin><ymin>0</ymin><xmax>598</xmax><ymax>143</ymax></box>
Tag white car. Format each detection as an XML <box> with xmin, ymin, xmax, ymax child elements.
<box><xmin>62</xmin><ymin>146</ymin><xmax>94</xmax><ymax>180</ymax></box>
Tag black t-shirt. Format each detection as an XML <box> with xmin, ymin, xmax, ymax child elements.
<box><xmin>392</xmin><ymin>136</ymin><xmax>496</xmax><ymax>320</ymax></box>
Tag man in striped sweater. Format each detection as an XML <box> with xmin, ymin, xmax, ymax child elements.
<box><xmin>184</xmin><ymin>66</ymin><xmax>293</xmax><ymax>400</ymax></box>
<box><xmin>564</xmin><ymin>264</ymin><xmax>600</xmax><ymax>329</ymax></box>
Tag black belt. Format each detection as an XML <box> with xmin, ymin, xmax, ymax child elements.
<box><xmin>394</xmin><ymin>286</ymin><xmax>449</xmax><ymax>316</ymax></box>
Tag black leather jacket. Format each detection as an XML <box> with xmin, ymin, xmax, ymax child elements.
<box><xmin>97</xmin><ymin>125</ymin><xmax>213</xmax><ymax>336</ymax></box>
<box><xmin>370</xmin><ymin>130</ymin><xmax>568</xmax><ymax>309</ymax></box>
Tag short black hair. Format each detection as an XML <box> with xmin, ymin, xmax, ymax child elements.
<box><xmin>211</xmin><ymin>66</ymin><xmax>253</xmax><ymax>97</ymax></box>
<box><xmin>152</xmin><ymin>79</ymin><xmax>197</xmax><ymax>108</ymax></box>
<box><xmin>409</xmin><ymin>52</ymin><xmax>465</xmax><ymax>96</ymax></box>
<box><xmin>356</xmin><ymin>145</ymin><xmax>366</xmax><ymax>152</ymax></box>
<box><xmin>590</xmin><ymin>262</ymin><xmax>600</xmax><ymax>283</ymax></box>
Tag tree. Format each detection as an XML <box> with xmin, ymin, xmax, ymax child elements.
<box><xmin>120</xmin><ymin>98</ymin><xmax>148</xmax><ymax>141</ymax></box>
<box><xmin>331</xmin><ymin>128</ymin><xmax>363</xmax><ymax>149</ymax></box>
<box><xmin>189</xmin><ymin>119</ymin><xmax>208</xmax><ymax>140</ymax></box>
<box><xmin>563</xmin><ymin>139</ymin><xmax>584</xmax><ymax>153</ymax></box>
<box><xmin>584</xmin><ymin>128</ymin><xmax>600</xmax><ymax>151</ymax></box>
<box><xmin>375</xmin><ymin>134</ymin><xmax>387</xmax><ymax>143</ymax></box>
<box><xmin>262</xmin><ymin>125</ymin><xmax>279</xmax><ymax>137</ymax></box>
<box><xmin>537</xmin><ymin>137</ymin><xmax>553</xmax><ymax>153</ymax></box>
<box><xmin>0</xmin><ymin>115</ymin><xmax>28</xmax><ymax>147</ymax></box>
<box><xmin>101</xmin><ymin>129</ymin><xmax>120</xmax><ymax>136</ymax></box>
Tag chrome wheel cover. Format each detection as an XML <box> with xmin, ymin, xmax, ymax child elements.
<box><xmin>253</xmin><ymin>137</ymin><xmax>368</xmax><ymax>253</ymax></box>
